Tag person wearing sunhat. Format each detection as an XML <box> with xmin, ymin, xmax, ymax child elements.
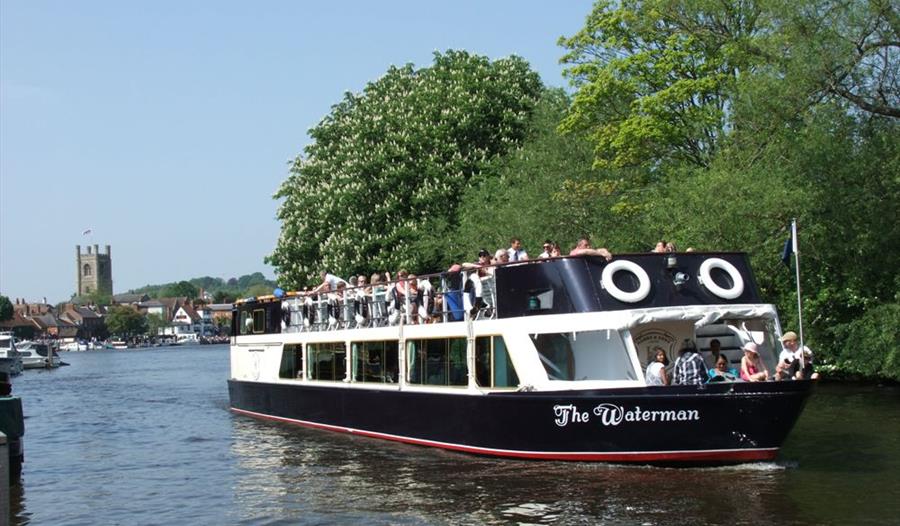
<box><xmin>776</xmin><ymin>331</ymin><xmax>818</xmax><ymax>380</ymax></box>
<box><xmin>740</xmin><ymin>342</ymin><xmax>769</xmax><ymax>382</ymax></box>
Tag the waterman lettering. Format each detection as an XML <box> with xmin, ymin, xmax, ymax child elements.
<box><xmin>553</xmin><ymin>404</ymin><xmax>700</xmax><ymax>427</ymax></box>
<box><xmin>553</xmin><ymin>404</ymin><xmax>591</xmax><ymax>427</ymax></box>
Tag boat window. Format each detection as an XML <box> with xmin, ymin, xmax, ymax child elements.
<box><xmin>406</xmin><ymin>338</ymin><xmax>467</xmax><ymax>386</ymax></box>
<box><xmin>351</xmin><ymin>340</ymin><xmax>399</xmax><ymax>383</ymax></box>
<box><xmin>475</xmin><ymin>336</ymin><xmax>519</xmax><ymax>388</ymax></box>
<box><xmin>239</xmin><ymin>311</ymin><xmax>252</xmax><ymax>335</ymax></box>
<box><xmin>252</xmin><ymin>309</ymin><xmax>266</xmax><ymax>334</ymax></box>
<box><xmin>531</xmin><ymin>330</ymin><xmax>636</xmax><ymax>381</ymax></box>
<box><xmin>278</xmin><ymin>344</ymin><xmax>303</xmax><ymax>379</ymax></box>
<box><xmin>307</xmin><ymin>342</ymin><xmax>347</xmax><ymax>381</ymax></box>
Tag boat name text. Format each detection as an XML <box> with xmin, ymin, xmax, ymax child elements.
<box><xmin>553</xmin><ymin>403</ymin><xmax>700</xmax><ymax>427</ymax></box>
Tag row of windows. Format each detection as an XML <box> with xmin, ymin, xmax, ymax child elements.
<box><xmin>278</xmin><ymin>336</ymin><xmax>519</xmax><ymax>389</ymax></box>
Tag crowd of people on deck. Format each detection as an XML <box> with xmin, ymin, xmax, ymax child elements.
<box><xmin>644</xmin><ymin>331</ymin><xmax>817</xmax><ymax>386</ymax></box>
<box><xmin>294</xmin><ymin>236</ymin><xmax>616</xmax><ymax>327</ymax></box>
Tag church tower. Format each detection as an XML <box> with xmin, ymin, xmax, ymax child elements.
<box><xmin>76</xmin><ymin>244</ymin><xmax>113</xmax><ymax>297</ymax></box>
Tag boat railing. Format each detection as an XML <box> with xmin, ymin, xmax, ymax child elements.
<box><xmin>281</xmin><ymin>272</ymin><xmax>497</xmax><ymax>333</ymax></box>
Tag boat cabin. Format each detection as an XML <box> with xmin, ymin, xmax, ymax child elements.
<box><xmin>230</xmin><ymin>253</ymin><xmax>784</xmax><ymax>391</ymax></box>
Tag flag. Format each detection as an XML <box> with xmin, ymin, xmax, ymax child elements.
<box><xmin>781</xmin><ymin>220</ymin><xmax>797</xmax><ymax>266</ymax></box>
<box><xmin>82</xmin><ymin>228</ymin><xmax>92</xmax><ymax>236</ymax></box>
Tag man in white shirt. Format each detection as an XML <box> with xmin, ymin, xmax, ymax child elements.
<box><xmin>507</xmin><ymin>237</ymin><xmax>529</xmax><ymax>262</ymax></box>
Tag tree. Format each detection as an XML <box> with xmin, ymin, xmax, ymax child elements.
<box><xmin>105</xmin><ymin>306</ymin><xmax>147</xmax><ymax>337</ymax></box>
<box><xmin>160</xmin><ymin>281</ymin><xmax>199</xmax><ymax>300</ymax></box>
<box><xmin>455</xmin><ymin>88</ymin><xmax>615</xmax><ymax>256</ymax></box>
<box><xmin>558</xmin><ymin>0</ymin><xmax>899</xmax><ymax>170</ymax></box>
<box><xmin>212</xmin><ymin>291</ymin><xmax>235</xmax><ymax>304</ymax></box>
<box><xmin>0</xmin><ymin>295</ymin><xmax>12</xmax><ymax>322</ymax></box>
<box><xmin>81</xmin><ymin>290</ymin><xmax>112</xmax><ymax>306</ymax></box>
<box><xmin>145</xmin><ymin>313</ymin><xmax>168</xmax><ymax>337</ymax></box>
<box><xmin>268</xmin><ymin>50</ymin><xmax>543</xmax><ymax>288</ymax></box>
<box><xmin>558</xmin><ymin>0</ymin><xmax>765</xmax><ymax>169</ymax></box>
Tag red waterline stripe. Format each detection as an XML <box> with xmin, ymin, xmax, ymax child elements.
<box><xmin>230</xmin><ymin>407</ymin><xmax>779</xmax><ymax>462</ymax></box>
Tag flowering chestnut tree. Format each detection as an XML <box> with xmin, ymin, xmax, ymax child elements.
<box><xmin>268</xmin><ymin>50</ymin><xmax>542</xmax><ymax>287</ymax></box>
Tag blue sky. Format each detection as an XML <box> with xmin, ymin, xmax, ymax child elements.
<box><xmin>1</xmin><ymin>1</ymin><xmax>590</xmax><ymax>303</ymax></box>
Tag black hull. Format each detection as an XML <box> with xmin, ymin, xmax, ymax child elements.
<box><xmin>228</xmin><ymin>380</ymin><xmax>814</xmax><ymax>464</ymax></box>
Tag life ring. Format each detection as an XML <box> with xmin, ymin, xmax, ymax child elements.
<box><xmin>601</xmin><ymin>260</ymin><xmax>651</xmax><ymax>303</ymax></box>
<box><xmin>698</xmin><ymin>258</ymin><xmax>745</xmax><ymax>300</ymax></box>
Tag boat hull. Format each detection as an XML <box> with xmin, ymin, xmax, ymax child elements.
<box><xmin>228</xmin><ymin>379</ymin><xmax>813</xmax><ymax>464</ymax></box>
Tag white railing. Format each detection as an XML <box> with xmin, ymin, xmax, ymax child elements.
<box><xmin>282</xmin><ymin>273</ymin><xmax>497</xmax><ymax>333</ymax></box>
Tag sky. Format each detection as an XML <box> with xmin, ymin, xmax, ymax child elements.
<box><xmin>0</xmin><ymin>1</ymin><xmax>591</xmax><ymax>304</ymax></box>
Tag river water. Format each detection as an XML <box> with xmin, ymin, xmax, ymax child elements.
<box><xmin>8</xmin><ymin>345</ymin><xmax>900</xmax><ymax>525</ymax></box>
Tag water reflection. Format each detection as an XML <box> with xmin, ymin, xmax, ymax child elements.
<box><xmin>228</xmin><ymin>415</ymin><xmax>809</xmax><ymax>525</ymax></box>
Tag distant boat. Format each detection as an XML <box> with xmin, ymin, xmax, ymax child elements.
<box><xmin>0</xmin><ymin>332</ymin><xmax>24</xmax><ymax>376</ymax></box>
<box><xmin>60</xmin><ymin>341</ymin><xmax>87</xmax><ymax>352</ymax></box>
<box><xmin>109</xmin><ymin>339</ymin><xmax>129</xmax><ymax>350</ymax></box>
<box><xmin>176</xmin><ymin>333</ymin><xmax>199</xmax><ymax>345</ymax></box>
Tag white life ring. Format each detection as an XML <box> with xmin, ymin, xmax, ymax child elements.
<box><xmin>601</xmin><ymin>260</ymin><xmax>651</xmax><ymax>303</ymax></box>
<box><xmin>698</xmin><ymin>258</ymin><xmax>745</xmax><ymax>300</ymax></box>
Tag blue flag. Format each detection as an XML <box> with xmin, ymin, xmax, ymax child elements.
<box><xmin>781</xmin><ymin>236</ymin><xmax>792</xmax><ymax>266</ymax></box>
<box><xmin>781</xmin><ymin>220</ymin><xmax>797</xmax><ymax>266</ymax></box>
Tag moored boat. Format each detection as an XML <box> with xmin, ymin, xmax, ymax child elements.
<box><xmin>228</xmin><ymin>252</ymin><xmax>815</xmax><ymax>464</ymax></box>
<box><xmin>0</xmin><ymin>332</ymin><xmax>24</xmax><ymax>376</ymax></box>
<box><xmin>15</xmin><ymin>340</ymin><xmax>62</xmax><ymax>369</ymax></box>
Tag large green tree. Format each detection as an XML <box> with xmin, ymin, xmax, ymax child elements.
<box><xmin>558</xmin><ymin>0</ymin><xmax>899</xmax><ymax>170</ymax></box>
<box><xmin>268</xmin><ymin>50</ymin><xmax>543</xmax><ymax>287</ymax></box>
<box><xmin>105</xmin><ymin>306</ymin><xmax>147</xmax><ymax>337</ymax></box>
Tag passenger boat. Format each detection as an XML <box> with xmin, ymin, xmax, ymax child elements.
<box><xmin>228</xmin><ymin>252</ymin><xmax>815</xmax><ymax>464</ymax></box>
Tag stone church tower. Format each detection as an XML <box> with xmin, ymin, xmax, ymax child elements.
<box><xmin>76</xmin><ymin>244</ymin><xmax>113</xmax><ymax>297</ymax></box>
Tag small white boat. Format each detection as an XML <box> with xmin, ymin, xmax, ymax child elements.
<box><xmin>60</xmin><ymin>340</ymin><xmax>89</xmax><ymax>352</ymax></box>
<box><xmin>0</xmin><ymin>332</ymin><xmax>24</xmax><ymax>376</ymax></box>
<box><xmin>15</xmin><ymin>340</ymin><xmax>62</xmax><ymax>369</ymax></box>
<box><xmin>109</xmin><ymin>339</ymin><xmax>129</xmax><ymax>350</ymax></box>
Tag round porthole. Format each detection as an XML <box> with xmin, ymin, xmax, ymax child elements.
<box><xmin>601</xmin><ymin>260</ymin><xmax>651</xmax><ymax>303</ymax></box>
<box><xmin>698</xmin><ymin>258</ymin><xmax>745</xmax><ymax>300</ymax></box>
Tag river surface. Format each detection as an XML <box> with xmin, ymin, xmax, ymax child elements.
<box><xmin>8</xmin><ymin>345</ymin><xmax>900</xmax><ymax>525</ymax></box>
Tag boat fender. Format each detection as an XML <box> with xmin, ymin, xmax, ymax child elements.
<box><xmin>601</xmin><ymin>260</ymin><xmax>651</xmax><ymax>303</ymax></box>
<box><xmin>281</xmin><ymin>301</ymin><xmax>291</xmax><ymax>328</ymax></box>
<box><xmin>354</xmin><ymin>293</ymin><xmax>369</xmax><ymax>324</ymax></box>
<box><xmin>418</xmin><ymin>279</ymin><xmax>433</xmax><ymax>322</ymax></box>
<box><xmin>462</xmin><ymin>272</ymin><xmax>483</xmax><ymax>315</ymax></box>
<box><xmin>698</xmin><ymin>258</ymin><xmax>745</xmax><ymax>300</ymax></box>
<box><xmin>327</xmin><ymin>293</ymin><xmax>340</xmax><ymax>328</ymax></box>
<box><xmin>302</xmin><ymin>296</ymin><xmax>313</xmax><ymax>327</ymax></box>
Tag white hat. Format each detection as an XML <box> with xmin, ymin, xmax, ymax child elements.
<box><xmin>742</xmin><ymin>342</ymin><xmax>759</xmax><ymax>353</ymax></box>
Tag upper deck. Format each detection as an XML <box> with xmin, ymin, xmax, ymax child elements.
<box><xmin>232</xmin><ymin>252</ymin><xmax>761</xmax><ymax>336</ymax></box>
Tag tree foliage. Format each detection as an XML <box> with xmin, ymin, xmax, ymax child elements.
<box><xmin>0</xmin><ymin>295</ymin><xmax>12</xmax><ymax>322</ymax></box>
<box><xmin>559</xmin><ymin>0</ymin><xmax>899</xmax><ymax>170</ymax></box>
<box><xmin>129</xmin><ymin>273</ymin><xmax>274</xmax><ymax>301</ymax></box>
<box><xmin>105</xmin><ymin>306</ymin><xmax>147</xmax><ymax>337</ymax></box>
<box><xmin>268</xmin><ymin>50</ymin><xmax>543</xmax><ymax>287</ymax></box>
<box><xmin>159</xmin><ymin>281</ymin><xmax>199</xmax><ymax>300</ymax></box>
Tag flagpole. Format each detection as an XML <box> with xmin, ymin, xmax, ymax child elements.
<box><xmin>791</xmin><ymin>218</ymin><xmax>806</xmax><ymax>369</ymax></box>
